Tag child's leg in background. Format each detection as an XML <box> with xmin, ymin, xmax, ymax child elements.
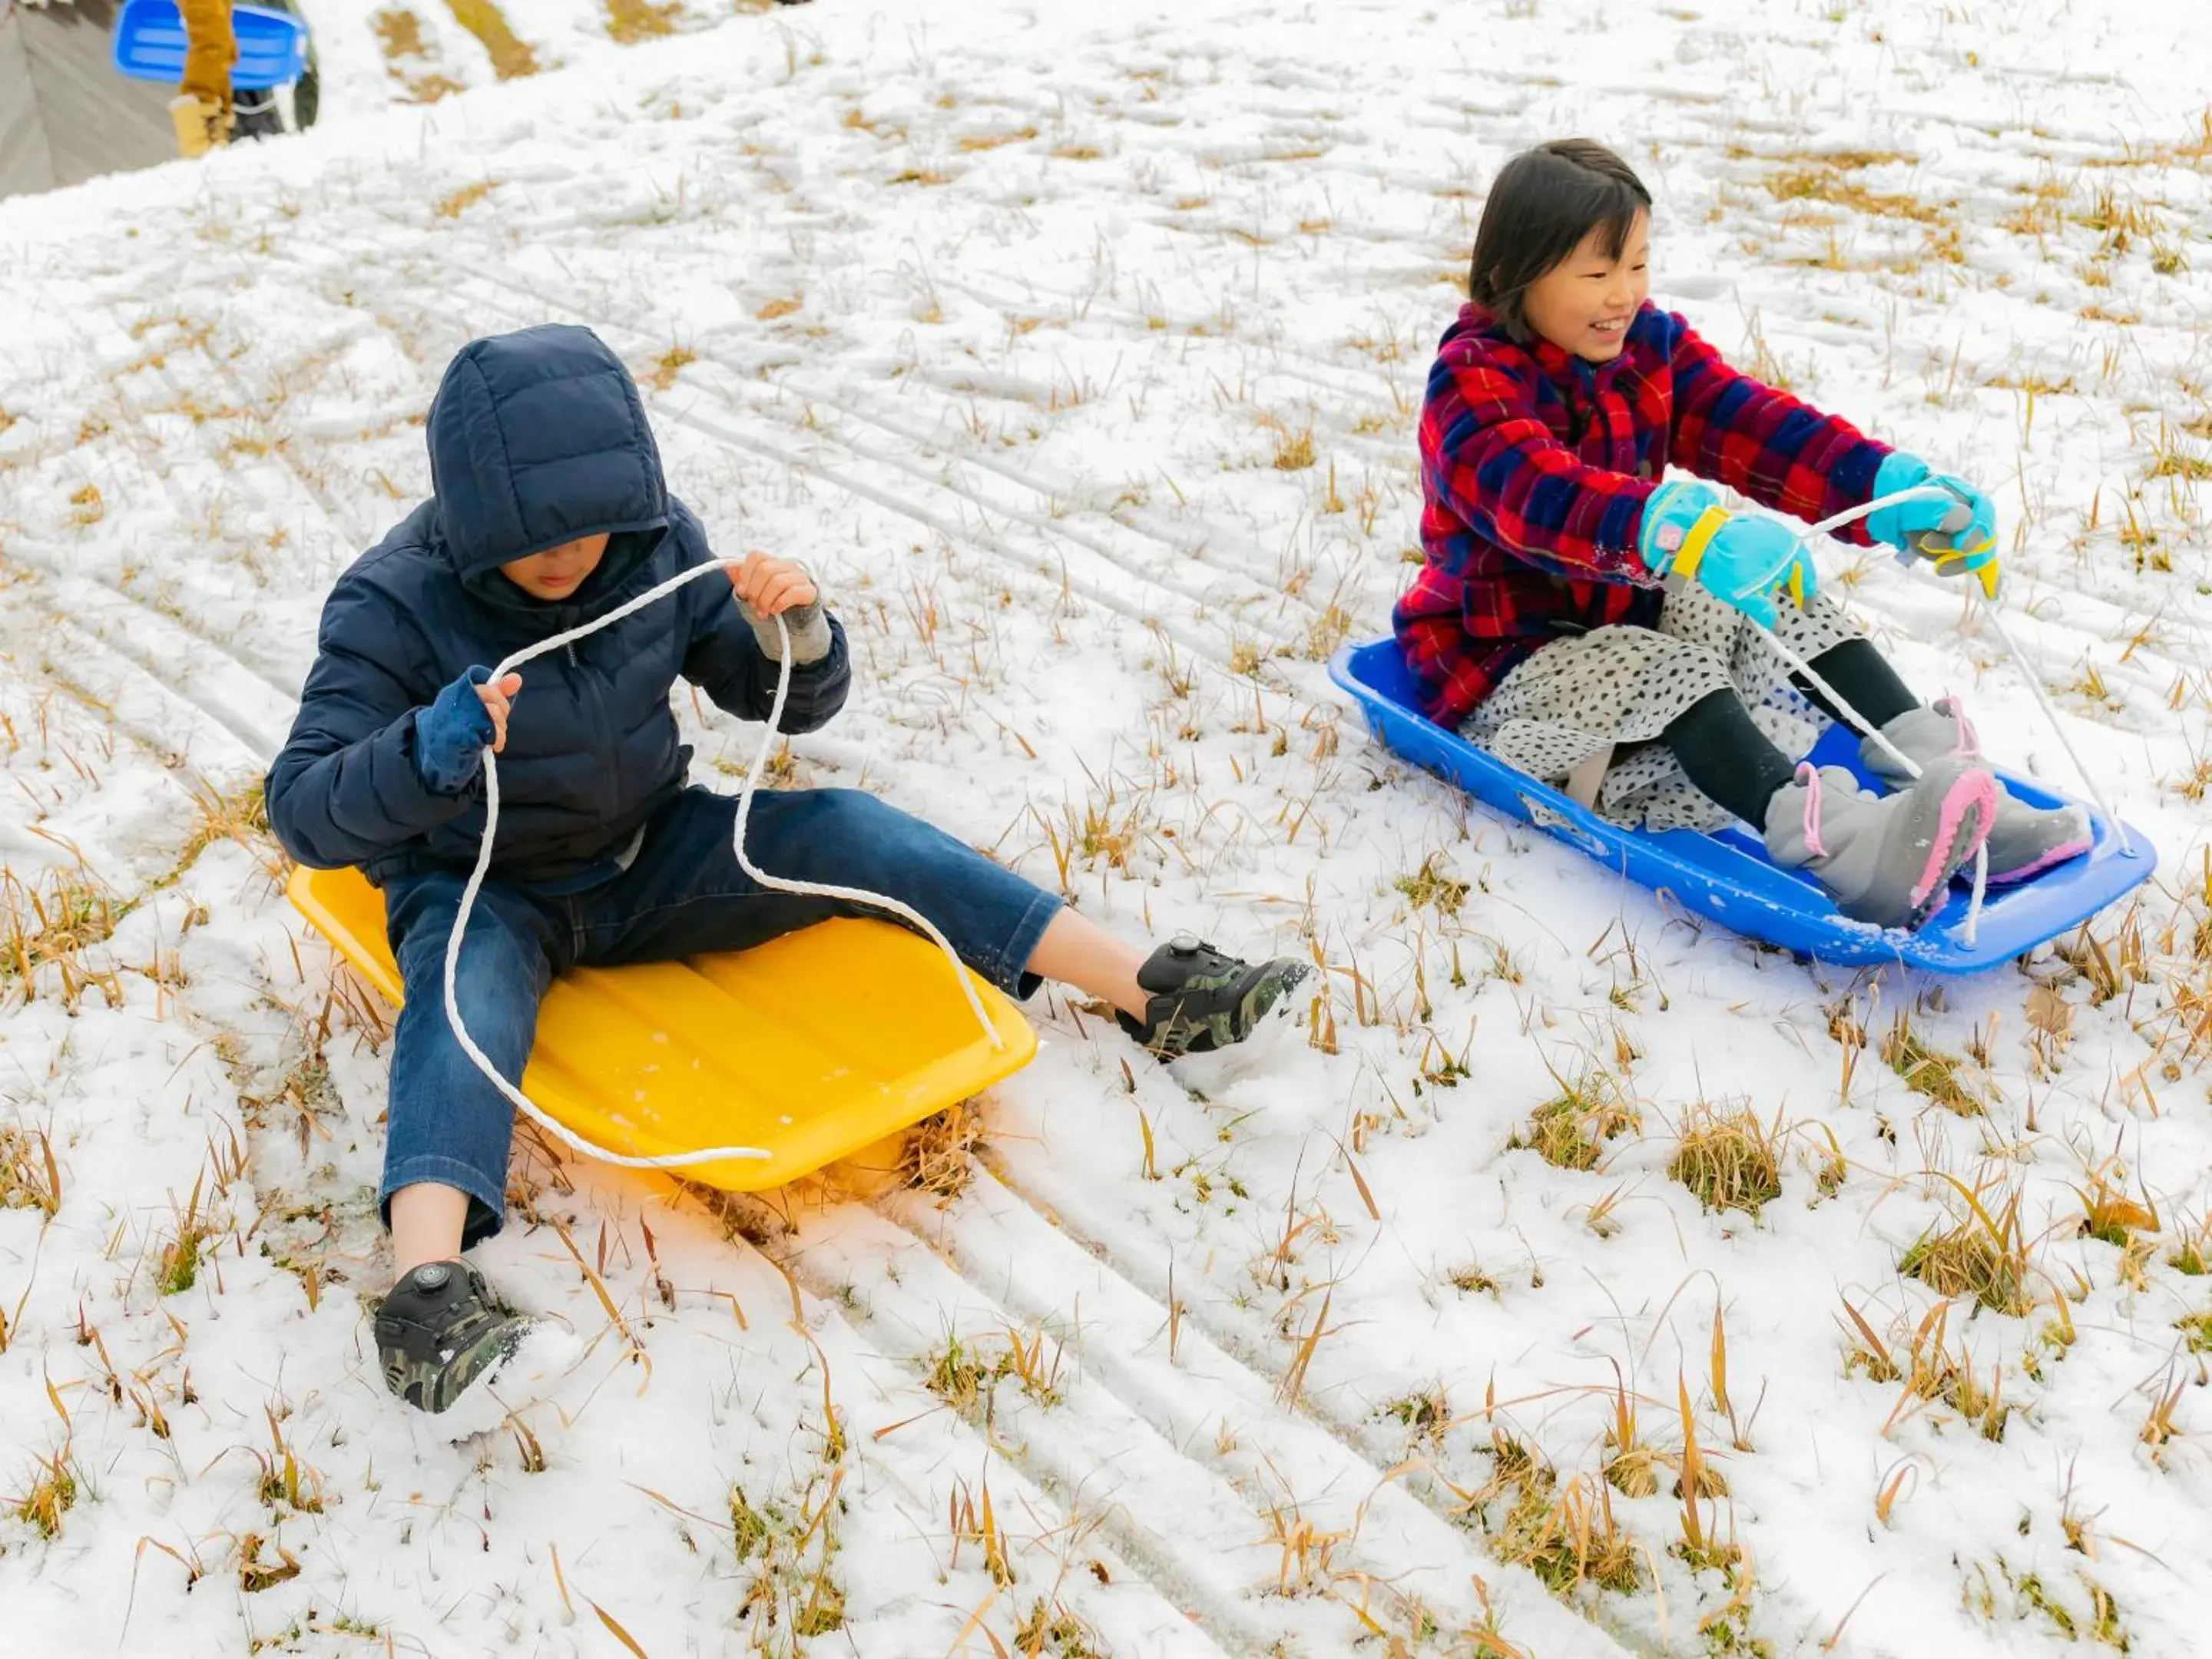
<box><xmin>581</xmin><ymin>788</ymin><xmax>1306</xmax><ymax>1060</ymax></box>
<box><xmin>1658</xmin><ymin>588</ymin><xmax>1921</xmax><ymax>825</ymax></box>
<box><xmin>1764</xmin><ymin>594</ymin><xmax>1919</xmax><ymax>733</ymax></box>
<box><xmin>1661</xmin><ymin>633</ymin><xmax>1921</xmax><ymax>825</ymax></box>
<box><xmin>1653</xmin><ymin>690</ymin><xmax>1798</xmax><ymax>823</ymax></box>
<box><xmin>380</xmin><ymin>876</ymin><xmax>564</xmax><ymax>1276</ymax></box>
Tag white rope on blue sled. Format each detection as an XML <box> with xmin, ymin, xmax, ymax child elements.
<box><xmin>1768</xmin><ymin>487</ymin><xmax>1996</xmax><ymax>942</ymax></box>
<box><xmin>440</xmin><ymin>558</ymin><xmax>1004</xmax><ymax>1174</ymax></box>
<box><xmin>1792</xmin><ymin>488</ymin><xmax>2127</xmax><ymax>840</ymax></box>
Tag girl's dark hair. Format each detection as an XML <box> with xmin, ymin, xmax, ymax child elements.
<box><xmin>1468</xmin><ymin>140</ymin><xmax>1651</xmax><ymax>340</ymax></box>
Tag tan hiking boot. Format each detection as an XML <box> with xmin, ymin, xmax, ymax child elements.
<box><xmin>170</xmin><ymin>94</ymin><xmax>233</xmax><ymax>160</ymax></box>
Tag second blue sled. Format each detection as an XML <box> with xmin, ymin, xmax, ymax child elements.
<box><xmin>112</xmin><ymin>1</ymin><xmax>310</xmax><ymax>92</ymax></box>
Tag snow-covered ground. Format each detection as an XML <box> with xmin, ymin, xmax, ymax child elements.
<box><xmin>3</xmin><ymin>0</ymin><xmax>2211</xmax><ymax>1652</ymax></box>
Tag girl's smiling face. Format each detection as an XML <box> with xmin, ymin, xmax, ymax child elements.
<box><xmin>1521</xmin><ymin>210</ymin><xmax>1650</xmax><ymax>363</ymax></box>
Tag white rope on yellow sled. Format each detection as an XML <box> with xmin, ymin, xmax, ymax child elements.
<box><xmin>440</xmin><ymin>558</ymin><xmax>1003</xmax><ymax>1174</ymax></box>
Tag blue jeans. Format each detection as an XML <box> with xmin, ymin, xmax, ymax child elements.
<box><xmin>380</xmin><ymin>786</ymin><xmax>1065</xmax><ymax>1247</ymax></box>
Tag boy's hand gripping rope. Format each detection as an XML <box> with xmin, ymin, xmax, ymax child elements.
<box><xmin>440</xmin><ymin>559</ymin><xmax>1005</xmax><ymax>1174</ymax></box>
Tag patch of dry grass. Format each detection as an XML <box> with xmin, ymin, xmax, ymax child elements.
<box><xmin>371</xmin><ymin>5</ymin><xmax>426</xmax><ymax>60</ymax></box>
<box><xmin>9</xmin><ymin>1450</ymin><xmax>78</xmax><ymax>1538</ymax></box>
<box><xmin>0</xmin><ymin>1124</ymin><xmax>62</xmax><ymax>1218</ymax></box>
<box><xmin>641</xmin><ymin>343</ymin><xmax>697</xmax><ymax>392</ymax></box>
<box><xmin>171</xmin><ymin>781</ymin><xmax>277</xmax><ymax>881</ymax></box>
<box><xmin>2077</xmin><ymin>1160</ymin><xmax>2157</xmax><ymax>1248</ymax></box>
<box><xmin>604</xmin><ymin>0</ymin><xmax>684</xmax><ymax>44</ymax></box>
<box><xmin>1668</xmin><ymin>1103</ymin><xmax>1783</xmax><ymax>1217</ymax></box>
<box><xmin>730</xmin><ymin>1470</ymin><xmax>848</xmax><ymax>1638</ymax></box>
<box><xmin>1495</xmin><ymin>1465</ymin><xmax>1642</xmax><ymax>1597</ymax></box>
<box><xmin>433</xmin><ymin>180</ymin><xmax>498</xmax><ymax>220</ymax></box>
<box><xmin>959</xmin><ymin>127</ymin><xmax>1040</xmax><ymax>153</ymax></box>
<box><xmin>443</xmin><ymin>0</ymin><xmax>540</xmax><ymax>79</ymax></box>
<box><xmin>1900</xmin><ymin>1177</ymin><xmax>2036</xmax><ymax>1316</ymax></box>
<box><xmin>922</xmin><ymin>1326</ymin><xmax>1063</xmax><ymax>1423</ymax></box>
<box><xmin>900</xmin><ymin>1100</ymin><xmax>985</xmax><ymax>1201</ymax></box>
<box><xmin>1269</xmin><ymin>422</ymin><xmax>1317</xmax><ymax>471</ymax></box>
<box><xmin>1395</xmin><ymin>853</ymin><xmax>1469</xmax><ymax>917</ymax></box>
<box><xmin>1881</xmin><ymin>1013</ymin><xmax>1984</xmax><ymax>1115</ymax></box>
<box><xmin>1383</xmin><ymin>1386</ymin><xmax>1452</xmax><ymax>1449</ymax></box>
<box><xmin>1515</xmin><ymin>1068</ymin><xmax>1638</xmax><ymax>1171</ymax></box>
<box><xmin>0</xmin><ymin>866</ymin><xmax>124</xmax><ymax>1007</ymax></box>
<box><xmin>2083</xmin><ymin>108</ymin><xmax>2212</xmax><ymax>171</ymax></box>
<box><xmin>1762</xmin><ymin>156</ymin><xmax>1952</xmax><ymax>226</ymax></box>
<box><xmin>1012</xmin><ymin>1601</ymin><xmax>1107</xmax><ymax>1658</ymax></box>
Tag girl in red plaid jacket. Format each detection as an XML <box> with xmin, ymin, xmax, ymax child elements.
<box><xmin>1392</xmin><ymin>139</ymin><xmax>2087</xmax><ymax>932</ymax></box>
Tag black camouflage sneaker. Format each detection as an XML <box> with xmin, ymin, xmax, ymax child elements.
<box><xmin>1116</xmin><ymin>935</ymin><xmax>1312</xmax><ymax>1060</ymax></box>
<box><xmin>376</xmin><ymin>1260</ymin><xmax>544</xmax><ymax>1417</ymax></box>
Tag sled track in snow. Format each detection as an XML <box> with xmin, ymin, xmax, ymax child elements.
<box><xmin>460</xmin><ymin>273</ymin><xmax>1306</xmax><ymax>659</ymax></box>
<box><xmin>256</xmin><ymin>227</ymin><xmax>1341</xmax><ymax>658</ymax></box>
<box><xmin>667</xmin><ymin>1176</ymin><xmax>1243</xmax><ymax>1657</ymax></box>
<box><xmin>331</xmin><ymin>247</ymin><xmax>1281</xmax><ymax>674</ymax></box>
<box><xmin>700</xmin><ymin>1173</ymin><xmax>1640</xmax><ymax>1658</ymax></box>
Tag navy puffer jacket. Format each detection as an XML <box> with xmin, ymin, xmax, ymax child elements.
<box><xmin>266</xmin><ymin>324</ymin><xmax>849</xmax><ymax>886</ymax></box>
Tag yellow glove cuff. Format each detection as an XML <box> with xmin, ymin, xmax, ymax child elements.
<box><xmin>1670</xmin><ymin>505</ymin><xmax>1734</xmax><ymax>581</ymax></box>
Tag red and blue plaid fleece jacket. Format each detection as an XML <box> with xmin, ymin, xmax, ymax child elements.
<box><xmin>1392</xmin><ymin>301</ymin><xmax>1894</xmax><ymax>727</ymax></box>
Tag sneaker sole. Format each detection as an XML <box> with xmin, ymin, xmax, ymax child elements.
<box><xmin>1975</xmin><ymin>804</ymin><xmax>2095</xmax><ymax>886</ymax></box>
<box><xmin>1981</xmin><ymin>834</ymin><xmax>2094</xmax><ymax>886</ymax></box>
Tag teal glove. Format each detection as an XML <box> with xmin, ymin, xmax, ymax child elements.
<box><xmin>1864</xmin><ymin>452</ymin><xmax>1999</xmax><ymax>598</ymax></box>
<box><xmin>1637</xmin><ymin>481</ymin><xmax>1818</xmax><ymax>631</ymax></box>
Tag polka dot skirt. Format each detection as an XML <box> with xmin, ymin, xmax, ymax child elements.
<box><xmin>1459</xmin><ymin>583</ymin><xmax>1864</xmax><ymax>832</ymax></box>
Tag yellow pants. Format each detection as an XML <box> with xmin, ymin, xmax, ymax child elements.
<box><xmin>178</xmin><ymin>0</ymin><xmax>237</xmax><ymax>110</ymax></box>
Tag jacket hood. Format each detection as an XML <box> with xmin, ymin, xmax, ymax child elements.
<box><xmin>426</xmin><ymin>324</ymin><xmax>669</xmax><ymax>581</ymax></box>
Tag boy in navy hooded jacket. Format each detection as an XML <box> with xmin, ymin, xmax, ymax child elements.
<box><xmin>267</xmin><ymin>326</ymin><xmax>1307</xmax><ymax>1419</ymax></box>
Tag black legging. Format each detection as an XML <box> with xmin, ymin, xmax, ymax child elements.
<box><xmin>1658</xmin><ymin>640</ymin><xmax>1919</xmax><ymax>826</ymax></box>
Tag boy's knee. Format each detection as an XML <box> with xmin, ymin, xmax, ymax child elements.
<box><xmin>394</xmin><ymin>901</ymin><xmax>548</xmax><ymax>1002</ymax></box>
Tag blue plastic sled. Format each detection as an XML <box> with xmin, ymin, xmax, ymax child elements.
<box><xmin>1330</xmin><ymin>638</ymin><xmax>2155</xmax><ymax>973</ymax></box>
<box><xmin>112</xmin><ymin>1</ymin><xmax>309</xmax><ymax>92</ymax></box>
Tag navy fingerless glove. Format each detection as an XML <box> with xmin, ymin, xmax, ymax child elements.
<box><xmin>413</xmin><ymin>666</ymin><xmax>496</xmax><ymax>796</ymax></box>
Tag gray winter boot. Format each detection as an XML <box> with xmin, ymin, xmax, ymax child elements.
<box><xmin>1764</xmin><ymin>758</ymin><xmax>1997</xmax><ymax>931</ymax></box>
<box><xmin>1861</xmin><ymin>700</ymin><xmax>2092</xmax><ymax>884</ymax></box>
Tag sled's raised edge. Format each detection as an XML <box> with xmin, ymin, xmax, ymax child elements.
<box><xmin>1330</xmin><ymin>638</ymin><xmax>2154</xmax><ymax>973</ymax></box>
<box><xmin>286</xmin><ymin>863</ymin><xmax>1037</xmax><ymax>1190</ymax></box>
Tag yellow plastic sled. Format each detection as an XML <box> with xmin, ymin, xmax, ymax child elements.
<box><xmin>286</xmin><ymin>865</ymin><xmax>1037</xmax><ymax>1190</ymax></box>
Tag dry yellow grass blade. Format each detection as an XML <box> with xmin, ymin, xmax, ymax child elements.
<box><xmin>588</xmin><ymin>1597</ymin><xmax>652</xmax><ymax>1658</ymax></box>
